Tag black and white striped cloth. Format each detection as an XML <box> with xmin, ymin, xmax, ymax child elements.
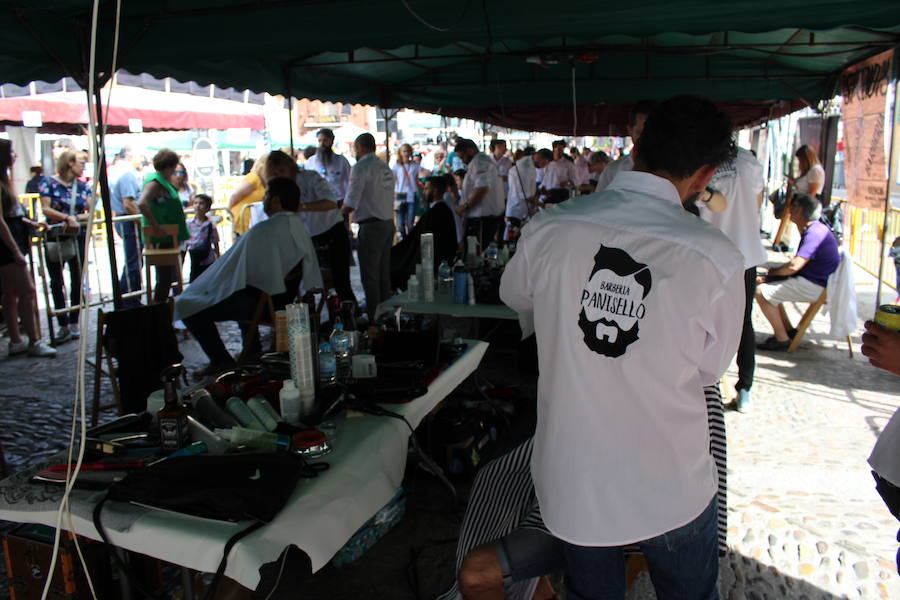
<box><xmin>439</xmin><ymin>385</ymin><xmax>727</xmax><ymax>600</ymax></box>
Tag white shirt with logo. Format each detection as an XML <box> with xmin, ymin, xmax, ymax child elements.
<box><xmin>344</xmin><ymin>153</ymin><xmax>396</xmax><ymax>222</ymax></box>
<box><xmin>304</xmin><ymin>153</ymin><xmax>351</xmax><ymax>201</ymax></box>
<box><xmin>594</xmin><ymin>153</ymin><xmax>634</xmax><ymax>192</ymax></box>
<box><xmin>295</xmin><ymin>170</ymin><xmax>341</xmax><ymax>238</ymax></box>
<box><xmin>698</xmin><ymin>148</ymin><xmax>767</xmax><ymax>269</ymax></box>
<box><xmin>500</xmin><ymin>171</ymin><xmax>745</xmax><ymax>546</ymax></box>
<box><xmin>462</xmin><ymin>152</ymin><xmax>504</xmax><ymax>218</ymax></box>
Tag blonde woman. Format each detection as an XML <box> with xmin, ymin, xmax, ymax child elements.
<box><xmin>228</xmin><ymin>153</ymin><xmax>268</xmax><ymax>239</ymax></box>
<box><xmin>39</xmin><ymin>149</ymin><xmax>92</xmax><ymax>343</ymax></box>
<box><xmin>392</xmin><ymin>143</ymin><xmax>421</xmax><ymax>238</ymax></box>
<box><xmin>788</xmin><ymin>145</ymin><xmax>825</xmax><ymax>198</ymax></box>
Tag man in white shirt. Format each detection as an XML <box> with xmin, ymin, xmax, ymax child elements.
<box><xmin>578</xmin><ymin>150</ymin><xmax>611</xmax><ymax>194</ymax></box>
<box><xmin>265</xmin><ymin>150</ymin><xmax>356</xmax><ymax>305</ymax></box>
<box><xmin>698</xmin><ymin>147</ymin><xmax>767</xmax><ymax>412</ymax></box>
<box><xmin>506</xmin><ymin>147</ymin><xmax>537</xmax><ymax>228</ymax></box>
<box><xmin>572</xmin><ymin>146</ymin><xmax>590</xmax><ymax>189</ymax></box>
<box><xmin>594</xmin><ymin>100</ymin><xmax>658</xmax><ymax>192</ymax></box>
<box><xmin>342</xmin><ymin>133</ymin><xmax>396</xmax><ymax>320</ymax></box>
<box><xmin>499</xmin><ymin>95</ymin><xmax>745</xmax><ymax>599</ymax></box>
<box><xmin>538</xmin><ymin>140</ymin><xmax>576</xmax><ymax>197</ymax></box>
<box><xmin>304</xmin><ymin>128</ymin><xmax>351</xmax><ymax>204</ymax></box>
<box><xmin>490</xmin><ymin>138</ymin><xmax>512</xmax><ymax>199</ymax></box>
<box><xmin>454</xmin><ymin>138</ymin><xmax>504</xmax><ymax>250</ymax></box>
<box><xmin>175</xmin><ymin>178</ymin><xmax>322</xmax><ymax>376</ymax></box>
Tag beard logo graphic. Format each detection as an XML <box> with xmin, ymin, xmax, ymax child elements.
<box><xmin>578</xmin><ymin>246</ymin><xmax>652</xmax><ymax>357</ymax></box>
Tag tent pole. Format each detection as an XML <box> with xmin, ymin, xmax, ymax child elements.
<box><xmin>874</xmin><ymin>81</ymin><xmax>899</xmax><ymax>312</ymax></box>
<box><xmin>383</xmin><ymin>109</ymin><xmax>393</xmax><ymax>160</ymax></box>
<box><xmin>92</xmin><ymin>85</ymin><xmax>123</xmax><ymax>310</ymax></box>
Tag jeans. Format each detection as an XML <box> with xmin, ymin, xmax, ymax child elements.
<box><xmin>396</xmin><ymin>200</ymin><xmax>416</xmax><ymax>238</ymax></box>
<box><xmin>114</xmin><ymin>221</ymin><xmax>143</xmax><ymax>307</ymax></box>
<box><xmin>46</xmin><ymin>234</ymin><xmax>85</xmax><ymax>327</ymax></box>
<box><xmin>357</xmin><ymin>219</ymin><xmax>394</xmax><ymax>320</ymax></box>
<box><xmin>183</xmin><ymin>287</ymin><xmax>265</xmax><ymax>365</ymax></box>
<box><xmin>563</xmin><ymin>496</ymin><xmax>719</xmax><ymax>600</ymax></box>
<box><xmin>736</xmin><ymin>267</ymin><xmax>757</xmax><ymax>392</ymax></box>
<box><xmin>312</xmin><ymin>221</ymin><xmax>356</xmax><ymax>305</ymax></box>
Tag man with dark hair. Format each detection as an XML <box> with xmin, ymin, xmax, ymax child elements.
<box><xmin>266</xmin><ymin>149</ymin><xmax>356</xmax><ymax>305</ymax></box>
<box><xmin>175</xmin><ymin>177</ymin><xmax>321</xmax><ymax>376</ymax></box>
<box><xmin>25</xmin><ymin>165</ymin><xmax>44</xmax><ymax>195</ymax></box>
<box><xmin>755</xmin><ymin>192</ymin><xmax>840</xmax><ymax>351</ymax></box>
<box><xmin>500</xmin><ymin>95</ymin><xmax>744</xmax><ymax>599</ymax></box>
<box><xmin>305</xmin><ymin>128</ymin><xmax>352</xmax><ymax>206</ymax></box>
<box><xmin>506</xmin><ymin>146</ymin><xmax>537</xmax><ymax>233</ymax></box>
<box><xmin>539</xmin><ymin>140</ymin><xmax>576</xmax><ymax>195</ymax></box>
<box><xmin>594</xmin><ymin>99</ymin><xmax>658</xmax><ymax>192</ymax></box>
<box><xmin>454</xmin><ymin>138</ymin><xmax>504</xmax><ymax>249</ymax></box>
<box><xmin>578</xmin><ymin>150</ymin><xmax>610</xmax><ymax>194</ymax></box>
<box><xmin>342</xmin><ymin>133</ymin><xmax>396</xmax><ymax>319</ymax></box>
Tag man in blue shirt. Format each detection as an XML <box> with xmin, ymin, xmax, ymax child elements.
<box><xmin>109</xmin><ymin>147</ymin><xmax>144</xmax><ymax>308</ymax></box>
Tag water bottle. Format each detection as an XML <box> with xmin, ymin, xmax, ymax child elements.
<box><xmin>438</xmin><ymin>260</ymin><xmax>452</xmax><ymax>297</ymax></box>
<box><xmin>485</xmin><ymin>241</ymin><xmax>499</xmax><ymax>264</ymax></box>
<box><xmin>453</xmin><ymin>263</ymin><xmax>468</xmax><ymax>305</ymax></box>
<box><xmin>329</xmin><ymin>323</ymin><xmax>351</xmax><ymax>383</ymax></box>
<box><xmin>318</xmin><ymin>342</ymin><xmax>337</xmax><ymax>386</ymax></box>
<box><xmin>407</xmin><ymin>274</ymin><xmax>420</xmax><ymax>301</ymax></box>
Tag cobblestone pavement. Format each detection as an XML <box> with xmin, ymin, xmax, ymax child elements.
<box><xmin>1</xmin><ymin>257</ymin><xmax>898</xmax><ymax>599</ymax></box>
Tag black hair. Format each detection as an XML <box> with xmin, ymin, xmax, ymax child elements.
<box><xmin>535</xmin><ymin>148</ymin><xmax>553</xmax><ymax>162</ymax></box>
<box><xmin>454</xmin><ymin>138</ymin><xmax>478</xmax><ymax>154</ymax></box>
<box><xmin>453</xmin><ymin>169</ymin><xmax>466</xmax><ymax>178</ymax></box>
<box><xmin>629</xmin><ymin>100</ymin><xmax>659</xmax><ymax>127</ymax></box>
<box><xmin>425</xmin><ymin>175</ymin><xmax>448</xmax><ymax>195</ymax></box>
<box><xmin>522</xmin><ymin>146</ymin><xmax>536</xmax><ymax>156</ymax></box>
<box><xmin>302</xmin><ymin>145</ymin><xmax>317</xmax><ymax>160</ymax></box>
<box><xmin>635</xmin><ymin>95</ymin><xmax>736</xmax><ymax>180</ymax></box>
<box><xmin>489</xmin><ymin>139</ymin><xmax>506</xmax><ymax>152</ymax></box>
<box><xmin>267</xmin><ymin>177</ymin><xmax>301</xmax><ymax>211</ymax></box>
<box><xmin>194</xmin><ymin>193</ymin><xmax>213</xmax><ymax>208</ymax></box>
<box><xmin>356</xmin><ymin>133</ymin><xmax>376</xmax><ymax>152</ymax></box>
<box><xmin>792</xmin><ymin>193</ymin><xmax>820</xmax><ymax>221</ymax></box>
<box><xmin>551</xmin><ymin>140</ymin><xmax>567</xmax><ymax>149</ymax></box>
<box><xmin>317</xmin><ymin>128</ymin><xmax>335</xmax><ymax>140</ymax></box>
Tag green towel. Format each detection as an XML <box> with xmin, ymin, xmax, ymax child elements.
<box><xmin>141</xmin><ymin>171</ymin><xmax>189</xmax><ymax>243</ymax></box>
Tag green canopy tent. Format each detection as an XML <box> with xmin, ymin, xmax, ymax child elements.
<box><xmin>3</xmin><ymin>0</ymin><xmax>899</xmax><ymax>305</ymax></box>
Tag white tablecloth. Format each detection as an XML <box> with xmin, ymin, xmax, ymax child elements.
<box><xmin>0</xmin><ymin>340</ymin><xmax>488</xmax><ymax>590</ymax></box>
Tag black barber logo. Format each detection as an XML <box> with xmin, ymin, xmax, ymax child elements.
<box><xmin>578</xmin><ymin>246</ymin><xmax>652</xmax><ymax>358</ymax></box>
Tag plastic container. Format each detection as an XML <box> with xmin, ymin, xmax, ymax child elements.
<box><xmin>407</xmin><ymin>274</ymin><xmax>420</xmax><ymax>302</ymax></box>
<box><xmin>438</xmin><ymin>260</ymin><xmax>452</xmax><ymax>297</ymax></box>
<box><xmin>214</xmin><ymin>426</ymin><xmax>290</xmax><ymax>452</ymax></box>
<box><xmin>485</xmin><ymin>241</ymin><xmax>498</xmax><ymax>263</ymax></box>
<box><xmin>246</xmin><ymin>396</ymin><xmax>280</xmax><ymax>431</ymax></box>
<box><xmin>453</xmin><ymin>264</ymin><xmax>467</xmax><ymax>305</ymax></box>
<box><xmin>329</xmin><ymin>323</ymin><xmax>351</xmax><ymax>383</ymax></box>
<box><xmin>225</xmin><ymin>396</ymin><xmax>266</xmax><ymax>431</ymax></box>
<box><xmin>279</xmin><ymin>379</ymin><xmax>302</xmax><ymax>425</ymax></box>
<box><xmin>287</xmin><ymin>303</ymin><xmax>316</xmax><ymax>400</ymax></box>
<box><xmin>318</xmin><ymin>342</ymin><xmax>337</xmax><ymax>386</ymax></box>
<box><xmin>467</xmin><ymin>273</ymin><xmax>476</xmax><ymax>306</ymax></box>
<box><xmin>422</xmin><ymin>266</ymin><xmax>435</xmax><ymax>302</ymax></box>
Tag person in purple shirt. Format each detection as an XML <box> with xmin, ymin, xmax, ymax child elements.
<box><xmin>755</xmin><ymin>193</ymin><xmax>840</xmax><ymax>350</ymax></box>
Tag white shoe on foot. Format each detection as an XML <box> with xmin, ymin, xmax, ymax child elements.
<box><xmin>8</xmin><ymin>339</ymin><xmax>28</xmax><ymax>356</ymax></box>
<box><xmin>28</xmin><ymin>341</ymin><xmax>57</xmax><ymax>357</ymax></box>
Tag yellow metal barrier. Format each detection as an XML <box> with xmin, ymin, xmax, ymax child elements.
<box><xmin>842</xmin><ymin>197</ymin><xmax>899</xmax><ymax>291</ymax></box>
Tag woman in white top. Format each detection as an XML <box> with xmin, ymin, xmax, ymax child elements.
<box><xmin>789</xmin><ymin>144</ymin><xmax>825</xmax><ymax>197</ymax></box>
<box><xmin>392</xmin><ymin>143</ymin><xmax>420</xmax><ymax>239</ymax></box>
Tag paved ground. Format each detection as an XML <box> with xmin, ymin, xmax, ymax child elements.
<box><xmin>0</xmin><ymin>247</ymin><xmax>898</xmax><ymax>599</ymax></box>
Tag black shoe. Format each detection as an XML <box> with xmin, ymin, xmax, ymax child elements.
<box><xmin>787</xmin><ymin>327</ymin><xmax>798</xmax><ymax>339</ymax></box>
<box><xmin>757</xmin><ymin>336</ymin><xmax>790</xmax><ymax>351</ymax></box>
<box><xmin>51</xmin><ymin>329</ymin><xmax>71</xmax><ymax>345</ymax></box>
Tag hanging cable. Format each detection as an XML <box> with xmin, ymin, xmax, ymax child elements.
<box><xmin>400</xmin><ymin>0</ymin><xmax>471</xmax><ymax>32</ymax></box>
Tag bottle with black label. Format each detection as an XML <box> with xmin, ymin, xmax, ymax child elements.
<box><xmin>158</xmin><ymin>364</ymin><xmax>189</xmax><ymax>451</ymax></box>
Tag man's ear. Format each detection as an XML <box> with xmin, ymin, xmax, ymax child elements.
<box><xmin>689</xmin><ymin>164</ymin><xmax>717</xmax><ymax>195</ymax></box>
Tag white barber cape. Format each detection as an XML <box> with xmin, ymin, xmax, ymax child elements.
<box><xmin>500</xmin><ymin>171</ymin><xmax>745</xmax><ymax>546</ymax></box>
<box><xmin>594</xmin><ymin>153</ymin><xmax>634</xmax><ymax>192</ymax></box>
<box><xmin>174</xmin><ymin>212</ymin><xmax>323</xmax><ymax>321</ymax></box>
<box><xmin>506</xmin><ymin>156</ymin><xmax>536</xmax><ymax>220</ymax></box>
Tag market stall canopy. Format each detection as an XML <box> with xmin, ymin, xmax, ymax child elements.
<box><xmin>2</xmin><ymin>1</ymin><xmax>899</xmax><ymax>134</ymax></box>
<box><xmin>0</xmin><ymin>87</ymin><xmax>266</xmax><ymax>134</ymax></box>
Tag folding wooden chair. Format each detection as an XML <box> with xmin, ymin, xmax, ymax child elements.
<box><xmin>90</xmin><ymin>308</ymin><xmax>124</xmax><ymax>426</ymax></box>
<box><xmin>787</xmin><ymin>289</ymin><xmax>853</xmax><ymax>357</ymax></box>
<box><xmin>142</xmin><ymin>224</ymin><xmax>184</xmax><ymax>304</ymax></box>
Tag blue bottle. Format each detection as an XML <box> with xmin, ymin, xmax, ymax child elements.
<box><xmin>453</xmin><ymin>264</ymin><xmax>468</xmax><ymax>305</ymax></box>
<box><xmin>318</xmin><ymin>342</ymin><xmax>337</xmax><ymax>386</ymax></box>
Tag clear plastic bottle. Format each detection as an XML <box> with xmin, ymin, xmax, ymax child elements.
<box><xmin>485</xmin><ymin>241</ymin><xmax>499</xmax><ymax>264</ymax></box>
<box><xmin>318</xmin><ymin>341</ymin><xmax>337</xmax><ymax>386</ymax></box>
<box><xmin>407</xmin><ymin>274</ymin><xmax>420</xmax><ymax>301</ymax></box>
<box><xmin>214</xmin><ymin>427</ymin><xmax>290</xmax><ymax>452</ymax></box>
<box><xmin>438</xmin><ymin>260</ymin><xmax>452</xmax><ymax>297</ymax></box>
<box><xmin>279</xmin><ymin>379</ymin><xmax>302</xmax><ymax>425</ymax></box>
<box><xmin>329</xmin><ymin>323</ymin><xmax>351</xmax><ymax>383</ymax></box>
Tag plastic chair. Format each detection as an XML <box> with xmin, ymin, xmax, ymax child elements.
<box><xmin>142</xmin><ymin>225</ymin><xmax>184</xmax><ymax>304</ymax></box>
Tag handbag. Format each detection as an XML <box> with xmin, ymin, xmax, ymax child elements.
<box><xmin>45</xmin><ymin>178</ymin><xmax>79</xmax><ymax>263</ymax></box>
<box><xmin>394</xmin><ymin>192</ymin><xmax>407</xmax><ymax>211</ymax></box>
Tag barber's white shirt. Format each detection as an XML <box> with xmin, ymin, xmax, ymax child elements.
<box><xmin>540</xmin><ymin>158</ymin><xmax>576</xmax><ymax>190</ymax></box>
<box><xmin>506</xmin><ymin>156</ymin><xmax>536</xmax><ymax>220</ymax></box>
<box><xmin>698</xmin><ymin>148</ymin><xmax>767</xmax><ymax>269</ymax></box>
<box><xmin>574</xmin><ymin>155</ymin><xmax>590</xmax><ymax>187</ymax></box>
<box><xmin>594</xmin><ymin>153</ymin><xmax>634</xmax><ymax>192</ymax></box>
<box><xmin>462</xmin><ymin>152</ymin><xmax>504</xmax><ymax>218</ymax></box>
<box><xmin>344</xmin><ymin>153</ymin><xmax>395</xmax><ymax>222</ymax></box>
<box><xmin>295</xmin><ymin>170</ymin><xmax>341</xmax><ymax>237</ymax></box>
<box><xmin>174</xmin><ymin>212</ymin><xmax>323</xmax><ymax>321</ymax></box>
<box><xmin>500</xmin><ymin>171</ymin><xmax>745</xmax><ymax>545</ymax></box>
<box><xmin>304</xmin><ymin>153</ymin><xmax>351</xmax><ymax>201</ymax></box>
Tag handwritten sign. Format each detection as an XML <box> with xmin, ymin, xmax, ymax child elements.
<box><xmin>840</xmin><ymin>49</ymin><xmax>893</xmax><ymax>209</ymax></box>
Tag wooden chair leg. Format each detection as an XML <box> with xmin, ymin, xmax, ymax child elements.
<box><xmin>846</xmin><ymin>335</ymin><xmax>853</xmax><ymax>358</ymax></box>
<box><xmin>773</xmin><ymin>197</ymin><xmax>793</xmax><ymax>246</ymax></box>
<box><xmin>787</xmin><ymin>294</ymin><xmax>827</xmax><ymax>353</ymax></box>
<box><xmin>625</xmin><ymin>555</ymin><xmax>648</xmax><ymax>589</ymax></box>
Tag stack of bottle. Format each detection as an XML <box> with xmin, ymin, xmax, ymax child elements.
<box><xmin>420</xmin><ymin>233</ymin><xmax>435</xmax><ymax>302</ymax></box>
<box><xmin>286</xmin><ymin>302</ymin><xmax>316</xmax><ymax>411</ymax></box>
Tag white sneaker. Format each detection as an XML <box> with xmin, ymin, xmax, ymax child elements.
<box><xmin>28</xmin><ymin>341</ymin><xmax>57</xmax><ymax>358</ymax></box>
<box><xmin>8</xmin><ymin>339</ymin><xmax>28</xmax><ymax>356</ymax></box>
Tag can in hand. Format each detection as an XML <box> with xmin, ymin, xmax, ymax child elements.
<box><xmin>874</xmin><ymin>305</ymin><xmax>900</xmax><ymax>332</ymax></box>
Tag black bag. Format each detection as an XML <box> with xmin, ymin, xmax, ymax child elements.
<box><xmin>771</xmin><ymin>188</ymin><xmax>788</xmax><ymax>219</ymax></box>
